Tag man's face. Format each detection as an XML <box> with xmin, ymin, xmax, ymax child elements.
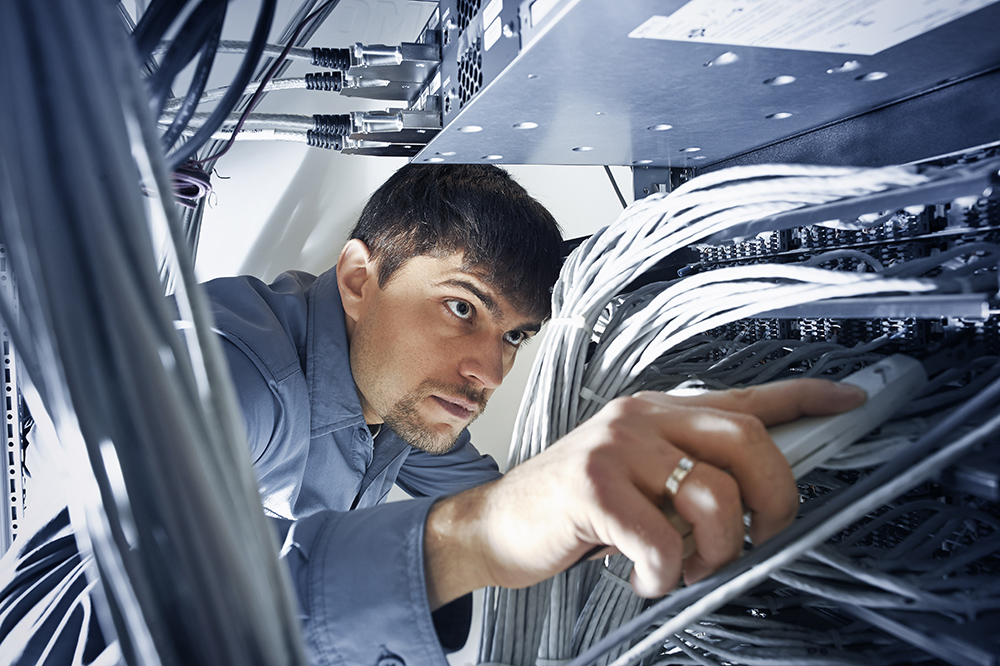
<box><xmin>345</xmin><ymin>250</ymin><xmax>542</xmax><ymax>454</ymax></box>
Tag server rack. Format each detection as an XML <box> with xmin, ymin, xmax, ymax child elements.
<box><xmin>420</xmin><ymin>2</ymin><xmax>1000</xmax><ymax>665</ymax></box>
<box><xmin>1</xmin><ymin>2</ymin><xmax>998</xmax><ymax>664</ymax></box>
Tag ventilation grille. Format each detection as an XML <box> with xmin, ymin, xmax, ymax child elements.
<box><xmin>456</xmin><ymin>0</ymin><xmax>483</xmax><ymax>32</ymax></box>
<box><xmin>458</xmin><ymin>38</ymin><xmax>483</xmax><ymax>108</ymax></box>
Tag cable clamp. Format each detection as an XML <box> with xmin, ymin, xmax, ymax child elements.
<box><xmin>548</xmin><ymin>314</ymin><xmax>592</xmax><ymax>335</ymax></box>
<box><xmin>579</xmin><ymin>386</ymin><xmax>609</xmax><ymax>406</ymax></box>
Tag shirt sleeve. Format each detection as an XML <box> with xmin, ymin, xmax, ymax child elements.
<box><xmin>278</xmin><ymin>498</ymin><xmax>452</xmax><ymax>666</ymax></box>
<box><xmin>219</xmin><ymin>335</ymin><xmax>281</xmax><ymax>464</ymax></box>
<box><xmin>394</xmin><ymin>430</ymin><xmax>502</xmax><ymax>498</ymax></box>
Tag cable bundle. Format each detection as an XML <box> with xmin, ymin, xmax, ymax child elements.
<box><xmin>570</xmin><ymin>356</ymin><xmax>1000</xmax><ymax>666</ymax></box>
<box><xmin>507</xmin><ymin>164</ymin><xmax>932</xmax><ymax>471</ymax></box>
<box><xmin>652</xmin><ymin>607</ymin><xmax>929</xmax><ymax>665</ymax></box>
<box><xmin>132</xmin><ymin>0</ymin><xmax>278</xmax><ymax>170</ymax></box>
<box><xmin>138</xmin><ymin>0</ymin><xmax>343</xmax><ymax>249</ymax></box>
<box><xmin>479</xmin><ymin>160</ymin><xmax>1000</xmax><ymax>666</ymax></box>
<box><xmin>0</xmin><ymin>1</ymin><xmax>307</xmax><ymax>664</ymax></box>
<box><xmin>630</xmin><ymin>334</ymin><xmax>893</xmax><ymax>393</ymax></box>
<box><xmin>650</xmin><ymin>466</ymin><xmax>1000</xmax><ymax>666</ymax></box>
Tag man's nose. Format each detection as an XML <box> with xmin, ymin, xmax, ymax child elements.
<box><xmin>458</xmin><ymin>335</ymin><xmax>505</xmax><ymax>390</ymax></box>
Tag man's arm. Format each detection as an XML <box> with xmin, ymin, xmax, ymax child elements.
<box><xmin>424</xmin><ymin>378</ymin><xmax>867</xmax><ymax>609</ymax></box>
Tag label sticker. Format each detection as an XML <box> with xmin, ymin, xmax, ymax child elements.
<box><xmin>484</xmin><ymin>16</ymin><xmax>502</xmax><ymax>51</ymax></box>
<box><xmin>629</xmin><ymin>0</ymin><xmax>998</xmax><ymax>55</ymax></box>
<box><xmin>483</xmin><ymin>0</ymin><xmax>504</xmax><ymax>28</ymax></box>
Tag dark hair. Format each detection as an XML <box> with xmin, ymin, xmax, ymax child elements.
<box><xmin>350</xmin><ymin>163</ymin><xmax>562</xmax><ymax>321</ymax></box>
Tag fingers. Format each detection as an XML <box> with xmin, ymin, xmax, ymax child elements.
<box><xmin>637</xmin><ymin>378</ymin><xmax>867</xmax><ymax>426</ymax></box>
<box><xmin>663</xmin><ymin>461</ymin><xmax>744</xmax><ymax>580</ymax></box>
<box><xmin>591</xmin><ymin>480</ymin><xmax>686</xmax><ymax>597</ymax></box>
<box><xmin>631</xmin><ymin>396</ymin><xmax>799</xmax><ymax>543</ymax></box>
<box><xmin>632</xmin><ymin>379</ymin><xmax>866</xmax><ymax>543</ymax></box>
<box><xmin>515</xmin><ymin>379</ymin><xmax>867</xmax><ymax>599</ymax></box>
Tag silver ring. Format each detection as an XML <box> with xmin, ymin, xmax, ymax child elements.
<box><xmin>665</xmin><ymin>457</ymin><xmax>695</xmax><ymax>497</ymax></box>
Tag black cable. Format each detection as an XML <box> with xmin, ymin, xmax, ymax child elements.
<box><xmin>197</xmin><ymin>0</ymin><xmax>342</xmax><ymax>171</ymax></box>
<box><xmin>166</xmin><ymin>0</ymin><xmax>276</xmax><ymax>170</ymax></box>
<box><xmin>121</xmin><ymin>6</ymin><xmax>165</xmax><ymax>92</ymax></box>
<box><xmin>604</xmin><ymin>165</ymin><xmax>628</xmax><ymax>209</ymax></box>
<box><xmin>132</xmin><ymin>0</ymin><xmax>188</xmax><ymax>60</ymax></box>
<box><xmin>147</xmin><ymin>0</ymin><xmax>226</xmax><ymax>115</ymax></box>
<box><xmin>189</xmin><ymin>0</ymin><xmax>338</xmax><ymax>167</ymax></box>
<box><xmin>19</xmin><ymin>402</ymin><xmax>33</xmax><ymax>478</ymax></box>
<box><xmin>159</xmin><ymin>12</ymin><xmax>223</xmax><ymax>152</ymax></box>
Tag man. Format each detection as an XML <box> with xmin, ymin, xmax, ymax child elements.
<box><xmin>199</xmin><ymin>163</ymin><xmax>561</xmax><ymax>657</ymax></box>
<box><xmin>0</xmin><ymin>163</ymin><xmax>867</xmax><ymax>665</ymax></box>
<box><xmin>204</xmin><ymin>163</ymin><xmax>864</xmax><ymax>663</ymax></box>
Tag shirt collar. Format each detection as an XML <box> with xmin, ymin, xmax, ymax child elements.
<box><xmin>304</xmin><ymin>267</ymin><xmax>367</xmax><ymax>436</ymax></box>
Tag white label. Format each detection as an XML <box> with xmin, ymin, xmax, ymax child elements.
<box><xmin>484</xmin><ymin>16</ymin><xmax>503</xmax><ymax>51</ymax></box>
<box><xmin>530</xmin><ymin>0</ymin><xmax>562</xmax><ymax>27</ymax></box>
<box><xmin>483</xmin><ymin>0</ymin><xmax>504</xmax><ymax>28</ymax></box>
<box><xmin>629</xmin><ymin>0</ymin><xmax>998</xmax><ymax>55</ymax></box>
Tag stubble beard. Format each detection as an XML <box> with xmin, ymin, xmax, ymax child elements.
<box><xmin>382</xmin><ymin>380</ymin><xmax>488</xmax><ymax>455</ymax></box>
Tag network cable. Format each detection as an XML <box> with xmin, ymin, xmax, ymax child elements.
<box><xmin>0</xmin><ymin>1</ymin><xmax>308</xmax><ymax>664</ymax></box>
<box><xmin>479</xmin><ymin>159</ymin><xmax>1000</xmax><ymax>666</ymax></box>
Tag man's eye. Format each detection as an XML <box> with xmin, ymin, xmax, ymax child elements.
<box><xmin>445</xmin><ymin>299</ymin><xmax>473</xmax><ymax>320</ymax></box>
<box><xmin>503</xmin><ymin>330</ymin><xmax>526</xmax><ymax>347</ymax></box>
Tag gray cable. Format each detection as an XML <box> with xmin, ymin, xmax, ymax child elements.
<box><xmin>481</xmin><ymin>159</ymin><xmax>1000</xmax><ymax>666</ymax></box>
<box><xmin>0</xmin><ymin>1</ymin><xmax>308</xmax><ymax>664</ymax></box>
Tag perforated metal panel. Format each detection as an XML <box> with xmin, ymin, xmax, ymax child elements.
<box><xmin>419</xmin><ymin>0</ymin><xmax>1000</xmax><ymax>167</ymax></box>
<box><xmin>0</xmin><ymin>245</ymin><xmax>23</xmax><ymax>554</ymax></box>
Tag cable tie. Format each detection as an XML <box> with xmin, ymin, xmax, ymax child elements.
<box><xmin>598</xmin><ymin>565</ymin><xmax>634</xmax><ymax>593</ymax></box>
<box><xmin>548</xmin><ymin>315</ymin><xmax>592</xmax><ymax>335</ymax></box>
<box><xmin>579</xmin><ymin>386</ymin><xmax>609</xmax><ymax>406</ymax></box>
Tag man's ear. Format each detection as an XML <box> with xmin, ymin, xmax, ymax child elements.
<box><xmin>336</xmin><ymin>238</ymin><xmax>375</xmax><ymax>325</ymax></box>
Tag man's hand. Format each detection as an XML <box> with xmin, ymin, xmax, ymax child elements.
<box><xmin>424</xmin><ymin>378</ymin><xmax>867</xmax><ymax>609</ymax></box>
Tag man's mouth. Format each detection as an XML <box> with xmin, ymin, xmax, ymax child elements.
<box><xmin>430</xmin><ymin>394</ymin><xmax>480</xmax><ymax>420</ymax></box>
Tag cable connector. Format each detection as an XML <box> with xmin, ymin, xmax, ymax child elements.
<box><xmin>305</xmin><ymin>130</ymin><xmax>343</xmax><ymax>150</ymax></box>
<box><xmin>348</xmin><ymin>109</ymin><xmax>440</xmax><ymax>143</ymax></box>
<box><xmin>339</xmin><ymin>41</ymin><xmax>439</xmax><ymax>102</ymax></box>
<box><xmin>305</xmin><ymin>109</ymin><xmax>440</xmax><ymax>155</ymax></box>
<box><xmin>769</xmin><ymin>354</ymin><xmax>928</xmax><ymax>477</ymax></box>
<box><xmin>312</xmin><ymin>114</ymin><xmax>351</xmax><ymax>136</ymax></box>
<box><xmin>311</xmin><ymin>46</ymin><xmax>350</xmax><ymax>70</ymax></box>
<box><xmin>304</xmin><ymin>71</ymin><xmax>343</xmax><ymax>91</ymax></box>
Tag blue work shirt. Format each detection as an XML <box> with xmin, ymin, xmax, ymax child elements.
<box><xmin>204</xmin><ymin>268</ymin><xmax>503</xmax><ymax>666</ymax></box>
